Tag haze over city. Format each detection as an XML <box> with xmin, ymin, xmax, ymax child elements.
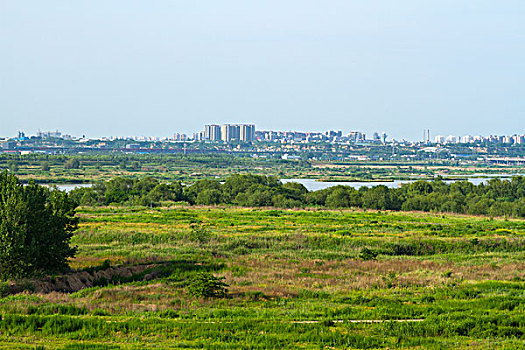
<box><xmin>1</xmin><ymin>1</ymin><xmax>523</xmax><ymax>140</ymax></box>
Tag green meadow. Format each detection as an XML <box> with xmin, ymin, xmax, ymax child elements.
<box><xmin>1</xmin><ymin>206</ymin><xmax>524</xmax><ymax>349</ymax></box>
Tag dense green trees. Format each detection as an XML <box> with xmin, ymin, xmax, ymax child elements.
<box><xmin>70</xmin><ymin>174</ymin><xmax>525</xmax><ymax>218</ymax></box>
<box><xmin>69</xmin><ymin>177</ymin><xmax>185</xmax><ymax>207</ymax></box>
<box><xmin>0</xmin><ymin>171</ymin><xmax>78</xmax><ymax>279</ymax></box>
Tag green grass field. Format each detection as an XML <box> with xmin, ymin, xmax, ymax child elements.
<box><xmin>1</xmin><ymin>206</ymin><xmax>525</xmax><ymax>349</ymax></box>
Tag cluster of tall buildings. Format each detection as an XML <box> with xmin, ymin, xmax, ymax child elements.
<box><xmin>192</xmin><ymin>126</ymin><xmax>383</xmax><ymax>144</ymax></box>
<box><xmin>196</xmin><ymin>124</ymin><xmax>256</xmax><ymax>142</ymax></box>
<box><xmin>255</xmin><ymin>130</ymin><xmax>370</xmax><ymax>143</ymax></box>
<box><xmin>434</xmin><ymin>134</ymin><xmax>525</xmax><ymax>145</ymax></box>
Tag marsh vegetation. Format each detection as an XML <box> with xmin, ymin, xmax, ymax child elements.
<box><xmin>0</xmin><ymin>204</ymin><xmax>524</xmax><ymax>348</ymax></box>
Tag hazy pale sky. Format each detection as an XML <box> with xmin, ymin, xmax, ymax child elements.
<box><xmin>1</xmin><ymin>1</ymin><xmax>523</xmax><ymax>140</ymax></box>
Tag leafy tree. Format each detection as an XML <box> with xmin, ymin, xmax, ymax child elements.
<box><xmin>69</xmin><ymin>185</ymin><xmax>105</xmax><ymax>206</ymax></box>
<box><xmin>272</xmin><ymin>194</ymin><xmax>302</xmax><ymax>208</ymax></box>
<box><xmin>235</xmin><ymin>185</ymin><xmax>275</xmax><ymax>207</ymax></box>
<box><xmin>326</xmin><ymin>187</ymin><xmax>351</xmax><ymax>208</ymax></box>
<box><xmin>196</xmin><ymin>189</ymin><xmax>222</xmax><ymax>205</ymax></box>
<box><xmin>401</xmin><ymin>195</ymin><xmax>434</xmax><ymax>212</ymax></box>
<box><xmin>184</xmin><ymin>179</ymin><xmax>221</xmax><ymax>204</ymax></box>
<box><xmin>222</xmin><ymin>174</ymin><xmax>280</xmax><ymax>202</ymax></box>
<box><xmin>406</xmin><ymin>180</ymin><xmax>434</xmax><ymax>196</ymax></box>
<box><xmin>168</xmin><ymin>181</ymin><xmax>184</xmax><ymax>202</ymax></box>
<box><xmin>282</xmin><ymin>182</ymin><xmax>308</xmax><ymax>200</ymax></box>
<box><xmin>146</xmin><ymin>183</ymin><xmax>183</xmax><ymax>203</ymax></box>
<box><xmin>466</xmin><ymin>197</ymin><xmax>493</xmax><ymax>216</ymax></box>
<box><xmin>0</xmin><ymin>171</ymin><xmax>78</xmax><ymax>279</ymax></box>
<box><xmin>104</xmin><ymin>177</ymin><xmax>134</xmax><ymax>204</ymax></box>
<box><xmin>325</xmin><ymin>186</ymin><xmax>362</xmax><ymax>208</ymax></box>
<box><xmin>306</xmin><ymin>189</ymin><xmax>328</xmax><ymax>206</ymax></box>
<box><xmin>362</xmin><ymin>186</ymin><xmax>392</xmax><ymax>210</ymax></box>
<box><xmin>132</xmin><ymin>177</ymin><xmax>159</xmax><ymax>197</ymax></box>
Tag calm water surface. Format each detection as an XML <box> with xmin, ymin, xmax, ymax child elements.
<box><xmin>281</xmin><ymin>175</ymin><xmax>523</xmax><ymax>191</ymax></box>
<box><xmin>45</xmin><ymin>184</ymin><xmax>93</xmax><ymax>192</ymax></box>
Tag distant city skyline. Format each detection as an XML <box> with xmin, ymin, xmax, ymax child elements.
<box><xmin>1</xmin><ymin>125</ymin><xmax>524</xmax><ymax>143</ymax></box>
<box><xmin>3</xmin><ymin>126</ymin><xmax>525</xmax><ymax>145</ymax></box>
<box><xmin>1</xmin><ymin>1</ymin><xmax>523</xmax><ymax>140</ymax></box>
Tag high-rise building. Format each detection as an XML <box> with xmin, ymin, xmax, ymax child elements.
<box><xmin>325</xmin><ymin>130</ymin><xmax>342</xmax><ymax>139</ymax></box>
<box><xmin>347</xmin><ymin>131</ymin><xmax>365</xmax><ymax>142</ymax></box>
<box><xmin>173</xmin><ymin>133</ymin><xmax>187</xmax><ymax>141</ymax></box>
<box><xmin>434</xmin><ymin>135</ymin><xmax>445</xmax><ymax>144</ymax></box>
<box><xmin>240</xmin><ymin>124</ymin><xmax>255</xmax><ymax>142</ymax></box>
<box><xmin>445</xmin><ymin>135</ymin><xmax>458</xmax><ymax>143</ymax></box>
<box><xmin>205</xmin><ymin>124</ymin><xmax>221</xmax><ymax>141</ymax></box>
<box><xmin>193</xmin><ymin>132</ymin><xmax>204</xmax><ymax>141</ymax></box>
<box><xmin>231</xmin><ymin>125</ymin><xmax>240</xmax><ymax>141</ymax></box>
<box><xmin>220</xmin><ymin>124</ymin><xmax>241</xmax><ymax>142</ymax></box>
<box><xmin>204</xmin><ymin>123</ymin><xmax>255</xmax><ymax>142</ymax></box>
<box><xmin>461</xmin><ymin>135</ymin><xmax>473</xmax><ymax>143</ymax></box>
<box><xmin>221</xmin><ymin>124</ymin><xmax>231</xmax><ymax>142</ymax></box>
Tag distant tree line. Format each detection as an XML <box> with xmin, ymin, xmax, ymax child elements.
<box><xmin>70</xmin><ymin>174</ymin><xmax>525</xmax><ymax>218</ymax></box>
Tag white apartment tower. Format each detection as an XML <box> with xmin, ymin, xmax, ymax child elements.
<box><xmin>240</xmin><ymin>124</ymin><xmax>255</xmax><ymax>142</ymax></box>
<box><xmin>204</xmin><ymin>124</ymin><xmax>221</xmax><ymax>141</ymax></box>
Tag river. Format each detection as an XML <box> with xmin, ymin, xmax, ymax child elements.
<box><xmin>280</xmin><ymin>175</ymin><xmax>522</xmax><ymax>191</ymax></box>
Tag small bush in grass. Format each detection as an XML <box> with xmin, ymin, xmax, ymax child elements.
<box><xmin>421</xmin><ymin>295</ymin><xmax>436</xmax><ymax>303</ymax></box>
<box><xmin>442</xmin><ymin>270</ymin><xmax>453</xmax><ymax>278</ymax></box>
<box><xmin>159</xmin><ymin>309</ymin><xmax>179</xmax><ymax>318</ymax></box>
<box><xmin>359</xmin><ymin>248</ymin><xmax>378</xmax><ymax>261</ymax></box>
<box><xmin>321</xmin><ymin>319</ymin><xmax>335</xmax><ymax>327</ymax></box>
<box><xmin>92</xmin><ymin>308</ymin><xmax>109</xmax><ymax>316</ymax></box>
<box><xmin>0</xmin><ymin>281</ymin><xmax>10</xmax><ymax>297</ymax></box>
<box><xmin>92</xmin><ymin>276</ymin><xmax>108</xmax><ymax>287</ymax></box>
<box><xmin>100</xmin><ymin>259</ymin><xmax>111</xmax><ymax>270</ymax></box>
<box><xmin>187</xmin><ymin>272</ymin><xmax>228</xmax><ymax>298</ymax></box>
<box><xmin>244</xmin><ymin>291</ymin><xmax>267</xmax><ymax>301</ymax></box>
<box><xmin>187</xmin><ymin>224</ymin><xmax>212</xmax><ymax>246</ymax></box>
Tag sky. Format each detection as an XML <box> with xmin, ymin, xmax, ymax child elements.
<box><xmin>0</xmin><ymin>1</ymin><xmax>523</xmax><ymax>141</ymax></box>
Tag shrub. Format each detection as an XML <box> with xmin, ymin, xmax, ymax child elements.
<box><xmin>442</xmin><ymin>270</ymin><xmax>453</xmax><ymax>278</ymax></box>
<box><xmin>359</xmin><ymin>248</ymin><xmax>378</xmax><ymax>261</ymax></box>
<box><xmin>64</xmin><ymin>158</ymin><xmax>81</xmax><ymax>169</ymax></box>
<box><xmin>187</xmin><ymin>225</ymin><xmax>211</xmax><ymax>246</ymax></box>
<box><xmin>0</xmin><ymin>281</ymin><xmax>10</xmax><ymax>297</ymax></box>
<box><xmin>7</xmin><ymin>160</ymin><xmax>18</xmax><ymax>172</ymax></box>
<box><xmin>41</xmin><ymin>162</ymin><xmax>50</xmax><ymax>172</ymax></box>
<box><xmin>187</xmin><ymin>272</ymin><xmax>228</xmax><ymax>298</ymax></box>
